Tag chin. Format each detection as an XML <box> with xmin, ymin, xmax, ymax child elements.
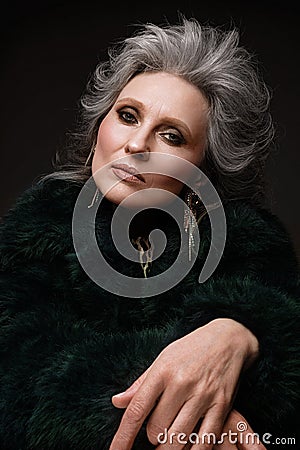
<box><xmin>106</xmin><ymin>189</ymin><xmax>181</xmax><ymax>212</ymax></box>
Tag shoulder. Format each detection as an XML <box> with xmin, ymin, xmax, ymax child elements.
<box><xmin>211</xmin><ymin>199</ymin><xmax>300</xmax><ymax>285</ymax></box>
<box><xmin>222</xmin><ymin>199</ymin><xmax>297</xmax><ymax>254</ymax></box>
<box><xmin>0</xmin><ymin>177</ymin><xmax>83</xmax><ymax>268</ymax></box>
<box><xmin>199</xmin><ymin>198</ymin><xmax>296</xmax><ymax>247</ymax></box>
<box><xmin>197</xmin><ymin>198</ymin><xmax>299</xmax><ymax>280</ymax></box>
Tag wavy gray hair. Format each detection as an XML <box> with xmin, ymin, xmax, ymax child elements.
<box><xmin>39</xmin><ymin>16</ymin><xmax>274</xmax><ymax>204</ymax></box>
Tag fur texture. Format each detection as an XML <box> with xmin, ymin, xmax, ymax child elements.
<box><xmin>0</xmin><ymin>178</ymin><xmax>299</xmax><ymax>449</ymax></box>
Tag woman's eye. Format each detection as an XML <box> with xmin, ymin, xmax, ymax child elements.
<box><xmin>118</xmin><ymin>110</ymin><xmax>137</xmax><ymax>124</ymax></box>
<box><xmin>160</xmin><ymin>132</ymin><xmax>184</xmax><ymax>146</ymax></box>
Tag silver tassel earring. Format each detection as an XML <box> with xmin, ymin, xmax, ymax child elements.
<box><xmin>184</xmin><ymin>190</ymin><xmax>200</xmax><ymax>261</ymax></box>
<box><xmin>85</xmin><ymin>146</ymin><xmax>99</xmax><ymax>208</ymax></box>
<box><xmin>85</xmin><ymin>146</ymin><xmax>96</xmax><ymax>167</ymax></box>
<box><xmin>87</xmin><ymin>188</ymin><xmax>100</xmax><ymax>209</ymax></box>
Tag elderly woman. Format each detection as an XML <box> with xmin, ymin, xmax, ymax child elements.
<box><xmin>0</xmin><ymin>16</ymin><xmax>299</xmax><ymax>450</ymax></box>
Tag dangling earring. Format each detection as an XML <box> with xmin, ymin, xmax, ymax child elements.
<box><xmin>184</xmin><ymin>190</ymin><xmax>201</xmax><ymax>261</ymax></box>
<box><xmin>85</xmin><ymin>146</ymin><xmax>99</xmax><ymax>208</ymax></box>
<box><xmin>85</xmin><ymin>146</ymin><xmax>96</xmax><ymax>167</ymax></box>
<box><xmin>87</xmin><ymin>188</ymin><xmax>100</xmax><ymax>209</ymax></box>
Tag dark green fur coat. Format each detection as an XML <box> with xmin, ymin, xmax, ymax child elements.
<box><xmin>0</xmin><ymin>178</ymin><xmax>299</xmax><ymax>449</ymax></box>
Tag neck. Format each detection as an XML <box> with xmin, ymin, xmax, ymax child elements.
<box><xmin>108</xmin><ymin>201</ymin><xmax>175</xmax><ymax>242</ymax></box>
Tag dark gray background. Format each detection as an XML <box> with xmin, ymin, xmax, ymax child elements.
<box><xmin>1</xmin><ymin>1</ymin><xmax>299</xmax><ymax>262</ymax></box>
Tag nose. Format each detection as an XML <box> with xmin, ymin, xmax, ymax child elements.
<box><xmin>124</xmin><ymin>129</ymin><xmax>150</xmax><ymax>161</ymax></box>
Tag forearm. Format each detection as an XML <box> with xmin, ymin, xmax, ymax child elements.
<box><xmin>177</xmin><ymin>274</ymin><xmax>300</xmax><ymax>436</ymax></box>
<box><xmin>0</xmin><ymin>301</ymin><xmax>176</xmax><ymax>450</ymax></box>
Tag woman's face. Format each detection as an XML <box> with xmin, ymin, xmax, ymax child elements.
<box><xmin>92</xmin><ymin>71</ymin><xmax>209</xmax><ymax>207</ymax></box>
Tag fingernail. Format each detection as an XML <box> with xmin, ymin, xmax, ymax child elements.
<box><xmin>112</xmin><ymin>392</ymin><xmax>125</xmax><ymax>398</ymax></box>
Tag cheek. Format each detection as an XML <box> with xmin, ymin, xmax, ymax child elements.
<box><xmin>161</xmin><ymin>177</ymin><xmax>184</xmax><ymax>195</ymax></box>
<box><xmin>153</xmin><ymin>154</ymin><xmax>197</xmax><ymax>186</ymax></box>
<box><xmin>95</xmin><ymin>117</ymin><xmax>121</xmax><ymax>157</ymax></box>
<box><xmin>152</xmin><ymin>145</ymin><xmax>205</xmax><ymax>194</ymax></box>
<box><xmin>149</xmin><ymin>173</ymin><xmax>184</xmax><ymax>197</ymax></box>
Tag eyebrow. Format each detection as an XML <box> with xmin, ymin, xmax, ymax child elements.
<box><xmin>115</xmin><ymin>97</ymin><xmax>192</xmax><ymax>139</ymax></box>
<box><xmin>116</xmin><ymin>97</ymin><xmax>144</xmax><ymax>110</ymax></box>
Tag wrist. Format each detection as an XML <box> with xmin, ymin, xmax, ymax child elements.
<box><xmin>206</xmin><ymin>318</ymin><xmax>259</xmax><ymax>369</ymax></box>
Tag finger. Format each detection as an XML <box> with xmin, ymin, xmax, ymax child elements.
<box><xmin>112</xmin><ymin>367</ymin><xmax>151</xmax><ymax>408</ymax></box>
<box><xmin>214</xmin><ymin>440</ymin><xmax>237</xmax><ymax>450</ymax></box>
<box><xmin>111</xmin><ymin>394</ymin><xmax>132</xmax><ymax>409</ymax></box>
<box><xmin>190</xmin><ymin>405</ymin><xmax>229</xmax><ymax>450</ymax></box>
<box><xmin>238</xmin><ymin>439</ymin><xmax>266</xmax><ymax>450</ymax></box>
<box><xmin>182</xmin><ymin>442</ymin><xmax>193</xmax><ymax>450</ymax></box>
<box><xmin>146</xmin><ymin>384</ymin><xmax>187</xmax><ymax>445</ymax></box>
<box><xmin>236</xmin><ymin>422</ymin><xmax>266</xmax><ymax>450</ymax></box>
<box><xmin>109</xmin><ymin>373</ymin><xmax>164</xmax><ymax>450</ymax></box>
<box><xmin>221</xmin><ymin>411</ymin><xmax>266</xmax><ymax>450</ymax></box>
<box><xmin>213</xmin><ymin>426</ymin><xmax>238</xmax><ymax>449</ymax></box>
<box><xmin>155</xmin><ymin>398</ymin><xmax>204</xmax><ymax>450</ymax></box>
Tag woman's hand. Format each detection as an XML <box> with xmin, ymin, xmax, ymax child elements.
<box><xmin>180</xmin><ymin>410</ymin><xmax>266</xmax><ymax>449</ymax></box>
<box><xmin>212</xmin><ymin>409</ymin><xmax>267</xmax><ymax>449</ymax></box>
<box><xmin>109</xmin><ymin>318</ymin><xmax>259</xmax><ymax>450</ymax></box>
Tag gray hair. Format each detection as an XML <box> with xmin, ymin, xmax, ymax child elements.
<box><xmin>39</xmin><ymin>16</ymin><xmax>274</xmax><ymax>204</ymax></box>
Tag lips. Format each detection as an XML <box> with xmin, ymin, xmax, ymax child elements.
<box><xmin>111</xmin><ymin>163</ymin><xmax>146</xmax><ymax>182</ymax></box>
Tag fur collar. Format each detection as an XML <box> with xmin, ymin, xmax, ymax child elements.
<box><xmin>0</xmin><ymin>177</ymin><xmax>298</xmax><ymax>285</ymax></box>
